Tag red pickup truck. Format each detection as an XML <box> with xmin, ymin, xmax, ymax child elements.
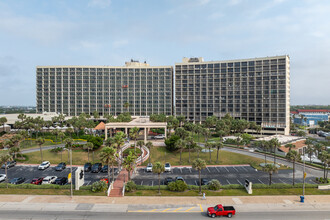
<box><xmin>207</xmin><ymin>204</ymin><xmax>236</xmax><ymax>218</ymax></box>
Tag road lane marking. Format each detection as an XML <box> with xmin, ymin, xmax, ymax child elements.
<box><xmin>173</xmin><ymin>207</ymin><xmax>183</xmax><ymax>212</ymax></box>
<box><xmin>199</xmin><ymin>204</ymin><xmax>203</xmax><ymax>212</ymax></box>
<box><xmin>185</xmin><ymin>207</ymin><xmax>195</xmax><ymax>212</ymax></box>
<box><xmin>162</xmin><ymin>208</ymin><xmax>170</xmax><ymax>212</ymax></box>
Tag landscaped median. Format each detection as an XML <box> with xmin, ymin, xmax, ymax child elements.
<box><xmin>125</xmin><ymin>182</ymin><xmax>330</xmax><ymax>196</ymax></box>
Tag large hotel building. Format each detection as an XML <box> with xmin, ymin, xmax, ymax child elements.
<box><xmin>175</xmin><ymin>55</ymin><xmax>290</xmax><ymax>135</ymax></box>
<box><xmin>36</xmin><ymin>61</ymin><xmax>173</xmax><ymax>117</ymax></box>
<box><xmin>36</xmin><ymin>55</ymin><xmax>290</xmax><ymax>135</ymax></box>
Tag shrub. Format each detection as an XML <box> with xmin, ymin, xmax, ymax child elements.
<box><xmin>91</xmin><ymin>181</ymin><xmax>107</xmax><ymax>192</ymax></box>
<box><xmin>168</xmin><ymin>180</ymin><xmax>188</xmax><ymax>192</ymax></box>
<box><xmin>164</xmin><ymin>135</ymin><xmax>180</xmax><ymax>152</ymax></box>
<box><xmin>50</xmin><ymin>147</ymin><xmax>63</xmax><ymax>153</ymax></box>
<box><xmin>208</xmin><ymin>179</ymin><xmax>221</xmax><ymax>191</ymax></box>
<box><xmin>125</xmin><ymin>181</ymin><xmax>137</xmax><ymax>192</ymax></box>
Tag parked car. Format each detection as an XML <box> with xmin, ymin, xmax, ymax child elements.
<box><xmin>42</xmin><ymin>176</ymin><xmax>57</xmax><ymax>184</ymax></box>
<box><xmin>207</xmin><ymin>204</ymin><xmax>236</xmax><ymax>218</ymax></box>
<box><xmin>154</xmin><ymin>134</ymin><xmax>165</xmax><ymax>139</ymax></box>
<box><xmin>55</xmin><ymin>162</ymin><xmax>66</xmax><ymax>171</ymax></box>
<box><xmin>0</xmin><ymin>174</ymin><xmax>6</xmax><ymax>182</ymax></box>
<box><xmin>101</xmin><ymin>165</ymin><xmax>108</xmax><ymax>173</ymax></box>
<box><xmin>146</xmin><ymin>163</ymin><xmax>153</xmax><ymax>172</ymax></box>
<box><xmin>54</xmin><ymin>177</ymin><xmax>68</xmax><ymax>185</ymax></box>
<box><xmin>38</xmin><ymin>161</ymin><xmax>50</xmax><ymax>170</ymax></box>
<box><xmin>1</xmin><ymin>161</ymin><xmax>16</xmax><ymax>169</ymax></box>
<box><xmin>84</xmin><ymin>163</ymin><xmax>92</xmax><ymax>172</ymax></box>
<box><xmin>91</xmin><ymin>163</ymin><xmax>102</xmax><ymax>173</ymax></box>
<box><xmin>10</xmin><ymin>177</ymin><xmax>25</xmax><ymax>185</ymax></box>
<box><xmin>176</xmin><ymin>176</ymin><xmax>185</xmax><ymax>182</ymax></box>
<box><xmin>30</xmin><ymin>177</ymin><xmax>44</xmax><ymax>185</ymax></box>
<box><xmin>164</xmin><ymin>163</ymin><xmax>171</xmax><ymax>172</ymax></box>
<box><xmin>164</xmin><ymin>177</ymin><xmax>174</xmax><ymax>185</ymax></box>
<box><xmin>201</xmin><ymin>178</ymin><xmax>209</xmax><ymax>186</ymax></box>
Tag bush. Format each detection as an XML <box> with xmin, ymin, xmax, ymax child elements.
<box><xmin>164</xmin><ymin>135</ymin><xmax>180</xmax><ymax>152</ymax></box>
<box><xmin>208</xmin><ymin>179</ymin><xmax>221</xmax><ymax>191</ymax></box>
<box><xmin>50</xmin><ymin>147</ymin><xmax>63</xmax><ymax>153</ymax></box>
<box><xmin>91</xmin><ymin>181</ymin><xmax>107</xmax><ymax>192</ymax></box>
<box><xmin>125</xmin><ymin>181</ymin><xmax>137</xmax><ymax>192</ymax></box>
<box><xmin>168</xmin><ymin>180</ymin><xmax>188</xmax><ymax>192</ymax></box>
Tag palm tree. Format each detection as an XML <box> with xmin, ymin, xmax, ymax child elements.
<box><xmin>123</xmin><ymin>151</ymin><xmax>136</xmax><ymax>181</ymax></box>
<box><xmin>153</xmin><ymin>162</ymin><xmax>165</xmax><ymax>194</ymax></box>
<box><xmin>205</xmin><ymin>142</ymin><xmax>215</xmax><ymax>163</ymax></box>
<box><xmin>0</xmin><ymin>117</ymin><xmax>7</xmax><ymax>132</ymax></box>
<box><xmin>285</xmin><ymin>143</ymin><xmax>295</xmax><ymax>152</ymax></box>
<box><xmin>175</xmin><ymin>139</ymin><xmax>186</xmax><ymax>164</ymax></box>
<box><xmin>112</xmin><ymin>131</ymin><xmax>126</xmax><ymax>165</ymax></box>
<box><xmin>64</xmin><ymin>138</ymin><xmax>74</xmax><ymax>164</ymax></box>
<box><xmin>123</xmin><ymin>102</ymin><xmax>130</xmax><ymax>112</ymax></box>
<box><xmin>129</xmin><ymin>127</ymin><xmax>139</xmax><ymax>153</ymax></box>
<box><xmin>136</xmin><ymin>140</ymin><xmax>145</xmax><ymax>158</ymax></box>
<box><xmin>286</xmin><ymin>150</ymin><xmax>300</xmax><ymax>185</ymax></box>
<box><xmin>215</xmin><ymin>139</ymin><xmax>224</xmax><ymax>163</ymax></box>
<box><xmin>52</xmin><ymin>129</ymin><xmax>60</xmax><ymax>143</ymax></box>
<box><xmin>58</xmin><ymin>131</ymin><xmax>65</xmax><ymax>143</ymax></box>
<box><xmin>201</xmin><ymin>128</ymin><xmax>210</xmax><ymax>143</ymax></box>
<box><xmin>146</xmin><ymin>141</ymin><xmax>153</xmax><ymax>164</ymax></box>
<box><xmin>36</xmin><ymin>137</ymin><xmax>45</xmax><ymax>162</ymax></box>
<box><xmin>83</xmin><ymin>142</ymin><xmax>94</xmax><ymax>162</ymax></box>
<box><xmin>305</xmin><ymin>144</ymin><xmax>315</xmax><ymax>164</ymax></box>
<box><xmin>264</xmin><ymin>164</ymin><xmax>278</xmax><ymax>185</ymax></box>
<box><xmin>99</xmin><ymin>146</ymin><xmax>117</xmax><ymax>185</ymax></box>
<box><xmin>9</xmin><ymin>147</ymin><xmax>21</xmax><ymax>159</ymax></box>
<box><xmin>0</xmin><ymin>153</ymin><xmax>13</xmax><ymax>188</ymax></box>
<box><xmin>318</xmin><ymin>151</ymin><xmax>329</xmax><ymax>180</ymax></box>
<box><xmin>270</xmin><ymin>138</ymin><xmax>281</xmax><ymax>165</ymax></box>
<box><xmin>192</xmin><ymin>158</ymin><xmax>207</xmax><ymax>194</ymax></box>
<box><xmin>185</xmin><ymin>135</ymin><xmax>194</xmax><ymax>163</ymax></box>
<box><xmin>66</xmin><ymin>127</ymin><xmax>74</xmax><ymax>138</ymax></box>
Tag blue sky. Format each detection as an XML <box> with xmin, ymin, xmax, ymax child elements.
<box><xmin>0</xmin><ymin>0</ymin><xmax>329</xmax><ymax>106</ymax></box>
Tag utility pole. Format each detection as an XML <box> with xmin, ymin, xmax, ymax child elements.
<box><xmin>303</xmin><ymin>147</ymin><xmax>306</xmax><ymax>197</ymax></box>
<box><xmin>70</xmin><ymin>148</ymin><xmax>73</xmax><ymax>198</ymax></box>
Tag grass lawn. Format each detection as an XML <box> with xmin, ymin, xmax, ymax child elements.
<box><xmin>126</xmin><ymin>188</ymin><xmax>330</xmax><ymax>196</ymax></box>
<box><xmin>0</xmin><ymin>188</ymin><xmax>105</xmax><ymax>196</ymax></box>
<box><xmin>143</xmin><ymin>146</ymin><xmax>284</xmax><ymax>168</ymax></box>
<box><xmin>21</xmin><ymin>148</ymin><xmax>104</xmax><ymax>165</ymax></box>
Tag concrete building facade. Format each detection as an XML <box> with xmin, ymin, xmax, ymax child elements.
<box><xmin>175</xmin><ymin>56</ymin><xmax>290</xmax><ymax>135</ymax></box>
<box><xmin>36</xmin><ymin>61</ymin><xmax>173</xmax><ymax>117</ymax></box>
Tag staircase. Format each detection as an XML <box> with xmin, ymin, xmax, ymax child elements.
<box><xmin>109</xmin><ymin>169</ymin><xmax>128</xmax><ymax>197</ymax></box>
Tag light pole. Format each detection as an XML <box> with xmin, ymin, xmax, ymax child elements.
<box><xmin>70</xmin><ymin>148</ymin><xmax>73</xmax><ymax>198</ymax></box>
<box><xmin>303</xmin><ymin>147</ymin><xmax>306</xmax><ymax>197</ymax></box>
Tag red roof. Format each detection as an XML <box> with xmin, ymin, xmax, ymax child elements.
<box><xmin>297</xmin><ymin>109</ymin><xmax>330</xmax><ymax>113</ymax></box>
<box><xmin>94</xmin><ymin>122</ymin><xmax>105</xmax><ymax>130</ymax></box>
<box><xmin>290</xmin><ymin>111</ymin><xmax>298</xmax><ymax>114</ymax></box>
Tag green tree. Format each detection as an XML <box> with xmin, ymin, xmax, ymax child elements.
<box><xmin>192</xmin><ymin>158</ymin><xmax>207</xmax><ymax>194</ymax></box>
<box><xmin>286</xmin><ymin>150</ymin><xmax>300</xmax><ymax>185</ymax></box>
<box><xmin>64</xmin><ymin>138</ymin><xmax>74</xmax><ymax>164</ymax></box>
<box><xmin>175</xmin><ymin>139</ymin><xmax>186</xmax><ymax>164</ymax></box>
<box><xmin>83</xmin><ymin>142</ymin><xmax>94</xmax><ymax>162</ymax></box>
<box><xmin>215</xmin><ymin>139</ymin><xmax>224</xmax><ymax>163</ymax></box>
<box><xmin>136</xmin><ymin>140</ymin><xmax>145</xmax><ymax>156</ymax></box>
<box><xmin>285</xmin><ymin>143</ymin><xmax>295</xmax><ymax>152</ymax></box>
<box><xmin>146</xmin><ymin>141</ymin><xmax>153</xmax><ymax>164</ymax></box>
<box><xmin>99</xmin><ymin>146</ymin><xmax>117</xmax><ymax>185</ymax></box>
<box><xmin>176</xmin><ymin>115</ymin><xmax>186</xmax><ymax>127</ymax></box>
<box><xmin>270</xmin><ymin>138</ymin><xmax>281</xmax><ymax>165</ymax></box>
<box><xmin>0</xmin><ymin>153</ymin><xmax>13</xmax><ymax>188</ymax></box>
<box><xmin>205</xmin><ymin>142</ymin><xmax>215</xmax><ymax>163</ymax></box>
<box><xmin>129</xmin><ymin>127</ymin><xmax>139</xmax><ymax>153</ymax></box>
<box><xmin>318</xmin><ymin>151</ymin><xmax>329</xmax><ymax>180</ymax></box>
<box><xmin>0</xmin><ymin>117</ymin><xmax>7</xmax><ymax>132</ymax></box>
<box><xmin>153</xmin><ymin>162</ymin><xmax>165</xmax><ymax>194</ymax></box>
<box><xmin>123</xmin><ymin>151</ymin><xmax>137</xmax><ymax>181</ymax></box>
<box><xmin>93</xmin><ymin>111</ymin><xmax>100</xmax><ymax>119</ymax></box>
<box><xmin>112</xmin><ymin>132</ymin><xmax>127</xmax><ymax>165</ymax></box>
<box><xmin>264</xmin><ymin>164</ymin><xmax>278</xmax><ymax>185</ymax></box>
<box><xmin>52</xmin><ymin>129</ymin><xmax>60</xmax><ymax>143</ymax></box>
<box><xmin>185</xmin><ymin>135</ymin><xmax>195</xmax><ymax>163</ymax></box>
<box><xmin>123</xmin><ymin>102</ymin><xmax>130</xmax><ymax>112</ymax></box>
<box><xmin>9</xmin><ymin>147</ymin><xmax>21</xmax><ymax>159</ymax></box>
<box><xmin>36</xmin><ymin>138</ymin><xmax>45</xmax><ymax>162</ymax></box>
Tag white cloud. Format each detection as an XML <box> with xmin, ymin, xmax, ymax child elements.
<box><xmin>88</xmin><ymin>0</ymin><xmax>111</xmax><ymax>8</ymax></box>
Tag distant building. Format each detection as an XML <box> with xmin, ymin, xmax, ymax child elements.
<box><xmin>36</xmin><ymin>61</ymin><xmax>173</xmax><ymax>117</ymax></box>
<box><xmin>291</xmin><ymin>109</ymin><xmax>330</xmax><ymax>126</ymax></box>
<box><xmin>175</xmin><ymin>55</ymin><xmax>290</xmax><ymax>135</ymax></box>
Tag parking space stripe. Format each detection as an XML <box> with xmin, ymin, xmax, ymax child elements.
<box><xmin>233</xmin><ymin>167</ymin><xmax>239</xmax><ymax>172</ymax></box>
<box><xmin>215</xmin><ymin>167</ymin><xmax>220</xmax><ymax>173</ymax></box>
<box><xmin>189</xmin><ymin>168</ymin><xmax>192</xmax><ymax>173</ymax></box>
<box><xmin>279</xmin><ymin>179</ymin><xmax>286</xmax><ymax>184</ymax></box>
<box><xmin>237</xmin><ymin>179</ymin><xmax>242</xmax><ymax>185</ymax></box>
<box><xmin>195</xmin><ymin>180</ymin><xmax>198</xmax><ymax>186</ymax></box>
<box><xmin>241</xmin><ymin>166</ymin><xmax>248</xmax><ymax>172</ymax></box>
<box><xmin>206</xmin><ymin>167</ymin><xmax>210</xmax><ymax>173</ymax></box>
<box><xmin>258</xmin><ymin>179</ymin><xmax>264</xmax><ymax>184</ymax></box>
<box><xmin>140</xmin><ymin>181</ymin><xmax>143</xmax><ymax>185</ymax></box>
<box><xmin>224</xmin><ymin>167</ymin><xmax>229</xmax><ymax>172</ymax></box>
<box><xmin>226</xmin><ymin>179</ymin><xmax>230</xmax><ymax>184</ymax></box>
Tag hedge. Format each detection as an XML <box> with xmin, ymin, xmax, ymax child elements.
<box><xmin>0</xmin><ymin>183</ymin><xmax>70</xmax><ymax>189</ymax></box>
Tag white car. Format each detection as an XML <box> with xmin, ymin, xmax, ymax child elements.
<box><xmin>0</xmin><ymin>174</ymin><xmax>6</xmax><ymax>182</ymax></box>
<box><xmin>42</xmin><ymin>176</ymin><xmax>57</xmax><ymax>184</ymax></box>
<box><xmin>164</xmin><ymin>163</ymin><xmax>171</xmax><ymax>172</ymax></box>
<box><xmin>146</xmin><ymin>163</ymin><xmax>153</xmax><ymax>172</ymax></box>
<box><xmin>154</xmin><ymin>134</ymin><xmax>165</xmax><ymax>139</ymax></box>
<box><xmin>38</xmin><ymin>161</ymin><xmax>50</xmax><ymax>170</ymax></box>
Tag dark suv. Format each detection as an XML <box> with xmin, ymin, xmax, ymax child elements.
<box><xmin>1</xmin><ymin>161</ymin><xmax>16</xmax><ymax>169</ymax></box>
<box><xmin>84</xmin><ymin>163</ymin><xmax>92</xmax><ymax>172</ymax></box>
<box><xmin>91</xmin><ymin>163</ymin><xmax>102</xmax><ymax>173</ymax></box>
<box><xmin>54</xmin><ymin>177</ymin><xmax>68</xmax><ymax>185</ymax></box>
<box><xmin>101</xmin><ymin>165</ymin><xmax>108</xmax><ymax>173</ymax></box>
<box><xmin>55</xmin><ymin>162</ymin><xmax>66</xmax><ymax>171</ymax></box>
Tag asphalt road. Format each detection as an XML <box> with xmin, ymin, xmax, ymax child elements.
<box><xmin>131</xmin><ymin>165</ymin><xmax>317</xmax><ymax>186</ymax></box>
<box><xmin>0</xmin><ymin>210</ymin><xmax>329</xmax><ymax>220</ymax></box>
<box><xmin>0</xmin><ymin>165</ymin><xmax>118</xmax><ymax>185</ymax></box>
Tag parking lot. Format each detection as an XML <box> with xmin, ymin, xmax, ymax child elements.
<box><xmin>0</xmin><ymin>165</ymin><xmax>118</xmax><ymax>186</ymax></box>
<box><xmin>132</xmin><ymin>165</ymin><xmax>317</xmax><ymax>186</ymax></box>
